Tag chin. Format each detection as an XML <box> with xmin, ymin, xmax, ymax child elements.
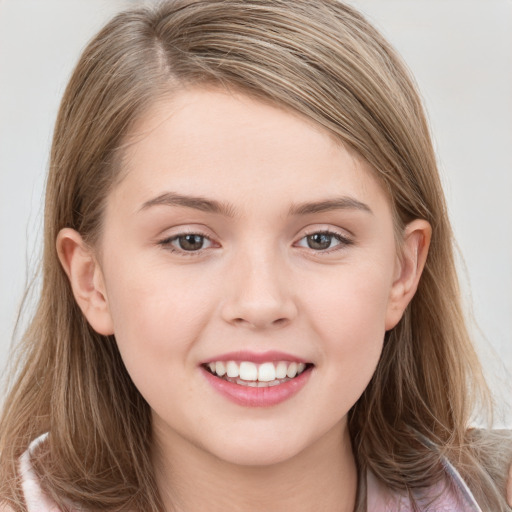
<box><xmin>212</xmin><ymin>443</ymin><xmax>302</xmax><ymax>467</ymax></box>
<box><xmin>200</xmin><ymin>426</ymin><xmax>317</xmax><ymax>468</ymax></box>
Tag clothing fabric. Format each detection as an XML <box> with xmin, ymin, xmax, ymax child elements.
<box><xmin>365</xmin><ymin>464</ymin><xmax>482</xmax><ymax>511</ymax></box>
<box><xmin>18</xmin><ymin>434</ymin><xmax>61</xmax><ymax>512</ymax></box>
<box><xmin>19</xmin><ymin>434</ymin><xmax>484</xmax><ymax>512</ymax></box>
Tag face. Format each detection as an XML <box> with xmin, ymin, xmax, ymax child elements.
<box><xmin>86</xmin><ymin>88</ymin><xmax>410</xmax><ymax>466</ymax></box>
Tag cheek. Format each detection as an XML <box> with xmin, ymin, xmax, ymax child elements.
<box><xmin>102</xmin><ymin>259</ymin><xmax>213</xmax><ymax>383</ymax></box>
<box><xmin>308</xmin><ymin>261</ymin><xmax>393</xmax><ymax>341</ymax></box>
<box><xmin>303</xmin><ymin>262</ymin><xmax>393</xmax><ymax>402</ymax></box>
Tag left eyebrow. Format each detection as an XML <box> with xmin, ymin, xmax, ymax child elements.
<box><xmin>288</xmin><ymin>197</ymin><xmax>373</xmax><ymax>216</ymax></box>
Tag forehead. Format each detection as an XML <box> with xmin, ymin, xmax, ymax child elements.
<box><xmin>111</xmin><ymin>87</ymin><xmax>390</xmax><ymax>218</ymax></box>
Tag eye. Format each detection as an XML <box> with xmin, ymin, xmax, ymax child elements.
<box><xmin>295</xmin><ymin>231</ymin><xmax>352</xmax><ymax>252</ymax></box>
<box><xmin>159</xmin><ymin>233</ymin><xmax>215</xmax><ymax>253</ymax></box>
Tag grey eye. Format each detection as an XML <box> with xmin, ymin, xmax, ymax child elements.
<box><xmin>306</xmin><ymin>233</ymin><xmax>337</xmax><ymax>250</ymax></box>
<box><xmin>295</xmin><ymin>231</ymin><xmax>352</xmax><ymax>252</ymax></box>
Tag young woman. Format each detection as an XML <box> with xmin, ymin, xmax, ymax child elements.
<box><xmin>1</xmin><ymin>1</ymin><xmax>511</xmax><ymax>510</ymax></box>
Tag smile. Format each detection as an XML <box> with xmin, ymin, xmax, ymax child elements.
<box><xmin>200</xmin><ymin>353</ymin><xmax>314</xmax><ymax>407</ymax></box>
<box><xmin>204</xmin><ymin>360</ymin><xmax>310</xmax><ymax>387</ymax></box>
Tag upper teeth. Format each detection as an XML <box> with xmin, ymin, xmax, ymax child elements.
<box><xmin>206</xmin><ymin>361</ymin><xmax>307</xmax><ymax>381</ymax></box>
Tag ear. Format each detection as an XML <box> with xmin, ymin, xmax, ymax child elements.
<box><xmin>56</xmin><ymin>228</ymin><xmax>114</xmax><ymax>335</ymax></box>
<box><xmin>385</xmin><ymin>219</ymin><xmax>431</xmax><ymax>330</ymax></box>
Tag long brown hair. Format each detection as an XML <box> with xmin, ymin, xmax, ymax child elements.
<box><xmin>1</xmin><ymin>1</ymin><xmax>509</xmax><ymax>510</ymax></box>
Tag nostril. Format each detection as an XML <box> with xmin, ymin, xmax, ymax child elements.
<box><xmin>231</xmin><ymin>317</ymin><xmax>289</xmax><ymax>328</ymax></box>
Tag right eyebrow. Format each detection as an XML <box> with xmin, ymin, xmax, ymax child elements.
<box><xmin>139</xmin><ymin>192</ymin><xmax>238</xmax><ymax>217</ymax></box>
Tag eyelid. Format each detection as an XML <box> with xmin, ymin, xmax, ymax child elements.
<box><xmin>294</xmin><ymin>227</ymin><xmax>354</xmax><ymax>254</ymax></box>
<box><xmin>157</xmin><ymin>227</ymin><xmax>219</xmax><ymax>256</ymax></box>
<box><xmin>156</xmin><ymin>225</ymin><xmax>353</xmax><ymax>256</ymax></box>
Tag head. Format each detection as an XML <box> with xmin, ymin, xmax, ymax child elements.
<box><xmin>1</xmin><ymin>0</ymin><xmax>490</xmax><ymax>509</ymax></box>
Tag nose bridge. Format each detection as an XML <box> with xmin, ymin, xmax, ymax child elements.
<box><xmin>221</xmin><ymin>237</ymin><xmax>297</xmax><ymax>329</ymax></box>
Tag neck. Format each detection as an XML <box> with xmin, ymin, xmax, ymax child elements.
<box><xmin>152</xmin><ymin>420</ymin><xmax>358</xmax><ymax>512</ymax></box>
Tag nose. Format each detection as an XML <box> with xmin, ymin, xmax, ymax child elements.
<box><xmin>220</xmin><ymin>249</ymin><xmax>298</xmax><ymax>330</ymax></box>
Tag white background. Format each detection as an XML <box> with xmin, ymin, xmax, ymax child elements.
<box><xmin>1</xmin><ymin>0</ymin><xmax>511</xmax><ymax>424</ymax></box>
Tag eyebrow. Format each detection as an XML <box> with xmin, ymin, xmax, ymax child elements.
<box><xmin>139</xmin><ymin>192</ymin><xmax>372</xmax><ymax>217</ymax></box>
<box><xmin>288</xmin><ymin>197</ymin><xmax>373</xmax><ymax>216</ymax></box>
<box><xmin>139</xmin><ymin>192</ymin><xmax>238</xmax><ymax>217</ymax></box>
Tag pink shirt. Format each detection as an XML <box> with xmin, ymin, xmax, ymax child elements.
<box><xmin>366</xmin><ymin>464</ymin><xmax>483</xmax><ymax>511</ymax></box>
<box><xmin>19</xmin><ymin>435</ymin><xmax>483</xmax><ymax>512</ymax></box>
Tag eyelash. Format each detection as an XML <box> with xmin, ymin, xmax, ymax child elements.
<box><xmin>297</xmin><ymin>230</ymin><xmax>353</xmax><ymax>255</ymax></box>
<box><xmin>158</xmin><ymin>229</ymin><xmax>353</xmax><ymax>257</ymax></box>
<box><xmin>158</xmin><ymin>231</ymin><xmax>216</xmax><ymax>257</ymax></box>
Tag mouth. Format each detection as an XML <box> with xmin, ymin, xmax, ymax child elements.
<box><xmin>202</xmin><ymin>360</ymin><xmax>313</xmax><ymax>388</ymax></box>
<box><xmin>200</xmin><ymin>351</ymin><xmax>314</xmax><ymax>406</ymax></box>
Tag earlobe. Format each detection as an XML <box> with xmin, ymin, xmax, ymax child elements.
<box><xmin>385</xmin><ymin>219</ymin><xmax>431</xmax><ymax>330</ymax></box>
<box><xmin>56</xmin><ymin>228</ymin><xmax>114</xmax><ymax>335</ymax></box>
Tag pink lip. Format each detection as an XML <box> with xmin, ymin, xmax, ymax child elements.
<box><xmin>200</xmin><ymin>350</ymin><xmax>308</xmax><ymax>364</ymax></box>
<box><xmin>200</xmin><ymin>365</ymin><xmax>312</xmax><ymax>407</ymax></box>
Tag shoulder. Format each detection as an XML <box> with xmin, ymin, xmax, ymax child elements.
<box><xmin>366</xmin><ymin>467</ymin><xmax>483</xmax><ymax>512</ymax></box>
<box><xmin>366</xmin><ymin>429</ymin><xmax>512</xmax><ymax>512</ymax></box>
<box><xmin>17</xmin><ymin>435</ymin><xmax>62</xmax><ymax>512</ymax></box>
<box><xmin>437</xmin><ymin>429</ymin><xmax>512</xmax><ymax>510</ymax></box>
<box><xmin>467</xmin><ymin>429</ymin><xmax>512</xmax><ymax>494</ymax></box>
<box><xmin>508</xmin><ymin>464</ymin><xmax>512</xmax><ymax>507</ymax></box>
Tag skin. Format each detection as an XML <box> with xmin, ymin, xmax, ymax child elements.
<box><xmin>57</xmin><ymin>87</ymin><xmax>433</xmax><ymax>511</ymax></box>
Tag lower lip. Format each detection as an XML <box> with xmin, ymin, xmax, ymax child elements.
<box><xmin>201</xmin><ymin>366</ymin><xmax>312</xmax><ymax>407</ymax></box>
